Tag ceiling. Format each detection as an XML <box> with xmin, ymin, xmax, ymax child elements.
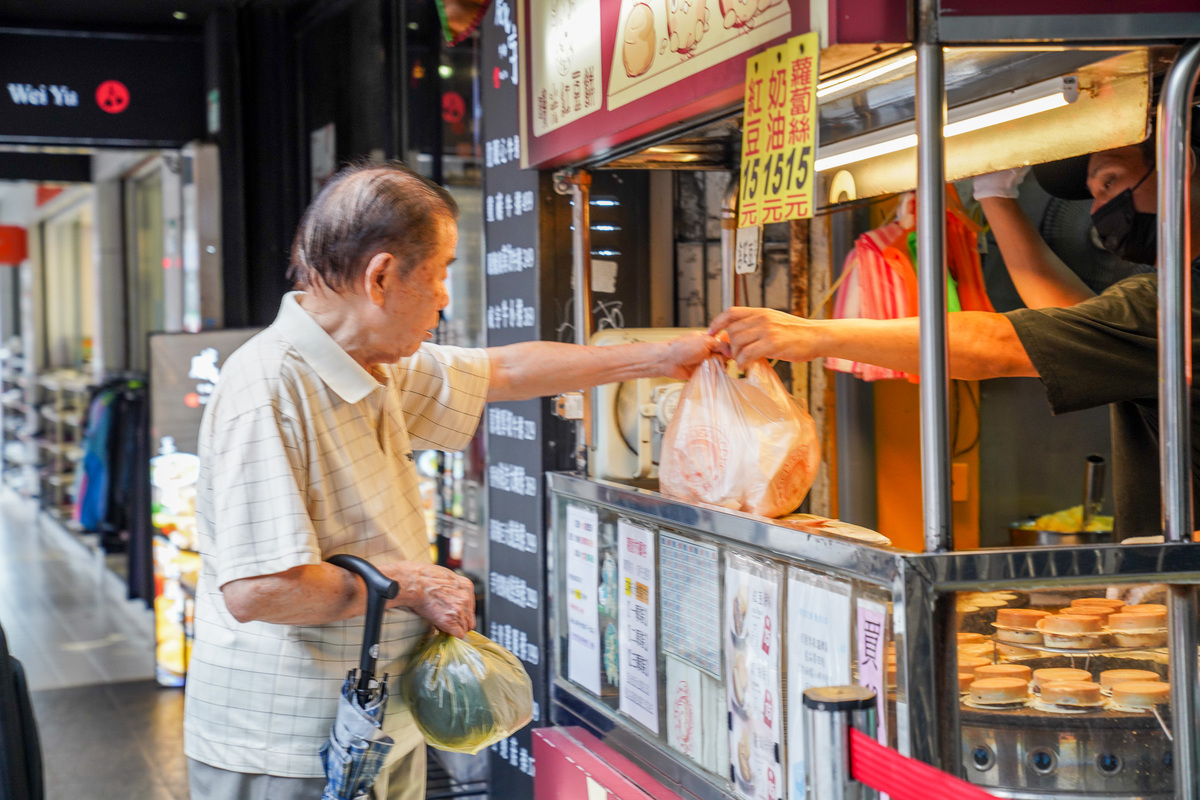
<box><xmin>0</xmin><ymin>0</ymin><xmax>243</xmax><ymax>32</ymax></box>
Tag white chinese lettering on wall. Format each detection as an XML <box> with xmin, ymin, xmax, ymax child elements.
<box><xmin>489</xmin><ymin>571</ymin><xmax>540</xmax><ymax>609</ymax></box>
<box><xmin>486</xmin><ymin>298</ymin><xmax>536</xmax><ymax>330</ymax></box>
<box><xmin>488</xmin><ymin>407</ymin><xmax>537</xmax><ymax>440</ymax></box>
<box><xmin>489</xmin><ymin>518</ymin><xmax>538</xmax><ymax>554</ymax></box>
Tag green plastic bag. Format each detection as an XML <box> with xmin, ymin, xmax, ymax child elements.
<box><xmin>400</xmin><ymin>630</ymin><xmax>533</xmax><ymax>754</ymax></box>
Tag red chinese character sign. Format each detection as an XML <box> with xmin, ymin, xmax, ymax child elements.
<box><xmin>738</xmin><ymin>32</ymin><xmax>818</xmax><ymax>228</ymax></box>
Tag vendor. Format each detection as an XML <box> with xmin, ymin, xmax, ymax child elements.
<box><xmin>711</xmin><ymin>122</ymin><xmax>1200</xmax><ymax>540</ymax></box>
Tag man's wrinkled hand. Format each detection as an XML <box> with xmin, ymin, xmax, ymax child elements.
<box><xmin>387</xmin><ymin>563</ymin><xmax>476</xmax><ymax>638</ymax></box>
<box><xmin>659</xmin><ymin>331</ymin><xmax>721</xmax><ymax>380</ymax></box>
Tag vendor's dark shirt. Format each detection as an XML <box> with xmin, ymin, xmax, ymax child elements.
<box><xmin>1006</xmin><ymin>269</ymin><xmax>1200</xmax><ymax>539</ymax></box>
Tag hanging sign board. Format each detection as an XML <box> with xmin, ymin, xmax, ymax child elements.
<box><xmin>519</xmin><ymin>0</ymin><xmax>820</xmax><ymax>169</ymax></box>
<box><xmin>0</xmin><ymin>29</ymin><xmax>205</xmax><ymax>147</ymax></box>
<box><xmin>738</xmin><ymin>32</ymin><xmax>819</xmax><ymax>228</ymax></box>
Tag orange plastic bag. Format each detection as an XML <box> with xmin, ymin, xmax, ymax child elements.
<box><xmin>658</xmin><ymin>357</ymin><xmax>820</xmax><ymax>517</ymax></box>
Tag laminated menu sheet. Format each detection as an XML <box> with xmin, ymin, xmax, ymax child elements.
<box><xmin>617</xmin><ymin>519</ymin><xmax>658</xmax><ymax>733</ymax></box>
<box><xmin>725</xmin><ymin>551</ymin><xmax>783</xmax><ymax>800</ymax></box>
<box><xmin>785</xmin><ymin>568</ymin><xmax>852</xmax><ymax>800</ymax></box>
<box><xmin>565</xmin><ymin>505</ymin><xmax>601</xmax><ymax>696</ymax></box>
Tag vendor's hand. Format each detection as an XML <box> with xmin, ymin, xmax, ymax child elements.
<box><xmin>972</xmin><ymin>166</ymin><xmax>1030</xmax><ymax>200</ymax></box>
<box><xmin>387</xmin><ymin>562</ymin><xmax>476</xmax><ymax>638</ymax></box>
<box><xmin>657</xmin><ymin>331</ymin><xmax>721</xmax><ymax>380</ymax></box>
<box><xmin>709</xmin><ymin>307</ymin><xmax>818</xmax><ymax>370</ymax></box>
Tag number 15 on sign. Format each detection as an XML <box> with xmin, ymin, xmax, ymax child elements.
<box><xmin>738</xmin><ymin>32</ymin><xmax>819</xmax><ymax>229</ymax></box>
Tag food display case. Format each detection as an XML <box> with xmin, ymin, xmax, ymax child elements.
<box><xmin>547</xmin><ymin>473</ymin><xmax>1200</xmax><ymax>799</ymax></box>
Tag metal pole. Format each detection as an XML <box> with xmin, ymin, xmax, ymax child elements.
<box><xmin>915</xmin><ymin>0</ymin><xmax>952</xmax><ymax>554</ymax></box>
<box><xmin>571</xmin><ymin>171</ymin><xmax>594</xmax><ymax>471</ymax></box>
<box><xmin>1156</xmin><ymin>40</ymin><xmax>1200</xmax><ymax>800</ymax></box>
<box><xmin>803</xmin><ymin>686</ymin><xmax>879</xmax><ymax>800</ymax></box>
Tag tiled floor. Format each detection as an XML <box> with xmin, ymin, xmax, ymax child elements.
<box><xmin>0</xmin><ymin>489</ymin><xmax>188</xmax><ymax>799</ymax></box>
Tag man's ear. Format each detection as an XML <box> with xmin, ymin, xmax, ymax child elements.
<box><xmin>362</xmin><ymin>252</ymin><xmax>395</xmax><ymax>306</ymax></box>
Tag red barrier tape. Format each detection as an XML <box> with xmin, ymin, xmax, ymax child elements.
<box><xmin>849</xmin><ymin>728</ymin><xmax>999</xmax><ymax>800</ymax></box>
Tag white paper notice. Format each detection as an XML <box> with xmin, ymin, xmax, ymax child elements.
<box><xmin>666</xmin><ymin>656</ymin><xmax>701</xmax><ymax>760</ymax></box>
<box><xmin>856</xmin><ymin>598</ymin><xmax>889</xmax><ymax>747</ymax></box>
<box><xmin>726</xmin><ymin>552</ymin><xmax>783</xmax><ymax>800</ymax></box>
<box><xmin>530</xmin><ymin>0</ymin><xmax>603</xmax><ymax>135</ymax></box>
<box><xmin>618</xmin><ymin>519</ymin><xmax>658</xmax><ymax>732</ymax></box>
<box><xmin>565</xmin><ymin>505</ymin><xmax>601</xmax><ymax>695</ymax></box>
<box><xmin>785</xmin><ymin>569</ymin><xmax>852</xmax><ymax>800</ymax></box>
<box><xmin>591</xmin><ymin>259</ymin><xmax>618</xmax><ymax>293</ymax></box>
<box><xmin>734</xmin><ymin>225</ymin><xmax>761</xmax><ymax>274</ymax></box>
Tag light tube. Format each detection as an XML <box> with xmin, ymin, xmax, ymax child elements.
<box><xmin>816</xmin><ymin>53</ymin><xmax>918</xmax><ymax>99</ymax></box>
<box><xmin>814</xmin><ymin>77</ymin><xmax>1074</xmax><ymax>172</ymax></box>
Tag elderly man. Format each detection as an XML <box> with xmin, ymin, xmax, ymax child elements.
<box><xmin>184</xmin><ymin>162</ymin><xmax>717</xmax><ymax>800</ymax></box>
<box><xmin>712</xmin><ymin>131</ymin><xmax>1200</xmax><ymax>540</ymax></box>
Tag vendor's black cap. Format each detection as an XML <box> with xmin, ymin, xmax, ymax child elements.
<box><xmin>1032</xmin><ymin>154</ymin><xmax>1094</xmax><ymax>201</ymax></box>
<box><xmin>803</xmin><ymin>685</ymin><xmax>876</xmax><ymax>711</ymax></box>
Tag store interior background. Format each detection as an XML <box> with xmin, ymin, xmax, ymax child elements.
<box><xmin>0</xmin><ymin>1</ymin><xmax>1167</xmax><ymax>796</ymax></box>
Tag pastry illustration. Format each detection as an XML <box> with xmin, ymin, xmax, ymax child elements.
<box><xmin>664</xmin><ymin>0</ymin><xmax>709</xmax><ymax>58</ymax></box>
<box><xmin>622</xmin><ymin>2</ymin><xmax>656</xmax><ymax>77</ymax></box>
<box><xmin>732</xmin><ymin>649</ymin><xmax>749</xmax><ymax>709</ymax></box>
<box><xmin>721</xmin><ymin>0</ymin><xmax>783</xmax><ymax>31</ymax></box>
<box><xmin>736</xmin><ymin>725</ymin><xmax>754</xmax><ymax>788</ymax></box>
<box><xmin>731</xmin><ymin>584</ymin><xmax>748</xmax><ymax>642</ymax></box>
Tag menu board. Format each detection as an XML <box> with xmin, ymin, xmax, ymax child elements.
<box><xmin>565</xmin><ymin>505</ymin><xmax>602</xmax><ymax>695</ymax></box>
<box><xmin>482</xmin><ymin>0</ymin><xmax>554</xmax><ymax>792</ymax></box>
<box><xmin>725</xmin><ymin>552</ymin><xmax>783</xmax><ymax>800</ymax></box>
<box><xmin>148</xmin><ymin>328</ymin><xmax>260</xmax><ymax>687</ymax></box>
<box><xmin>617</xmin><ymin>519</ymin><xmax>658</xmax><ymax>732</ymax></box>
<box><xmin>660</xmin><ymin>532</ymin><xmax>721</xmax><ymax>675</ymax></box>
<box><xmin>785</xmin><ymin>568</ymin><xmax>852</xmax><ymax>800</ymax></box>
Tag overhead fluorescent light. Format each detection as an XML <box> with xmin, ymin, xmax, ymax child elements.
<box><xmin>816</xmin><ymin>53</ymin><xmax>917</xmax><ymax>99</ymax></box>
<box><xmin>815</xmin><ymin>76</ymin><xmax>1076</xmax><ymax>172</ymax></box>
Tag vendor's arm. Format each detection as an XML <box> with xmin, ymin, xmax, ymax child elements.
<box><xmin>485</xmin><ymin>332</ymin><xmax>718</xmax><ymax>402</ymax></box>
<box><xmin>222</xmin><ymin>560</ymin><xmax>476</xmax><ymax>637</ymax></box>
<box><xmin>710</xmin><ymin>306</ymin><xmax>1037</xmax><ymax>381</ymax></box>
<box><xmin>978</xmin><ymin>196</ymin><xmax>1095</xmax><ymax>308</ymax></box>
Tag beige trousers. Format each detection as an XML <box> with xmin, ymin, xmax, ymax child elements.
<box><xmin>187</xmin><ymin>745</ymin><xmax>426</xmax><ymax>800</ymax></box>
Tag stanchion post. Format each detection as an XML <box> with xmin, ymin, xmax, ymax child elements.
<box><xmin>803</xmin><ymin>686</ymin><xmax>880</xmax><ymax>800</ymax></box>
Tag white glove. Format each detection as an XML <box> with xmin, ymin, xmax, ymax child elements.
<box><xmin>972</xmin><ymin>166</ymin><xmax>1031</xmax><ymax>200</ymax></box>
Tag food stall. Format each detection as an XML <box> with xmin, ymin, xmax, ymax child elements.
<box><xmin>513</xmin><ymin>0</ymin><xmax>1200</xmax><ymax>798</ymax></box>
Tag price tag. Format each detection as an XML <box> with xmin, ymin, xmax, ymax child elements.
<box><xmin>734</xmin><ymin>225</ymin><xmax>761</xmax><ymax>274</ymax></box>
<box><xmin>738</xmin><ymin>31</ymin><xmax>819</xmax><ymax>228</ymax></box>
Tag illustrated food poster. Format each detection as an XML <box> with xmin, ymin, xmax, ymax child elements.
<box><xmin>785</xmin><ymin>567</ymin><xmax>852</xmax><ymax>799</ymax></box>
<box><xmin>725</xmin><ymin>551</ymin><xmax>783</xmax><ymax>800</ymax></box>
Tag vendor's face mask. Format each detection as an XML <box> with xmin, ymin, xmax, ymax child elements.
<box><xmin>1091</xmin><ymin>167</ymin><xmax>1157</xmax><ymax>265</ymax></box>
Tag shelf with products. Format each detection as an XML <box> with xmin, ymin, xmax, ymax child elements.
<box><xmin>34</xmin><ymin>370</ymin><xmax>93</xmax><ymax>523</ymax></box>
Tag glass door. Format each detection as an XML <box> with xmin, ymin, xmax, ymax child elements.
<box><xmin>126</xmin><ymin>166</ymin><xmax>165</xmax><ymax>372</ymax></box>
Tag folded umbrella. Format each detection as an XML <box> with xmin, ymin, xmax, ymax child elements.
<box><xmin>321</xmin><ymin>554</ymin><xmax>400</xmax><ymax>800</ymax></box>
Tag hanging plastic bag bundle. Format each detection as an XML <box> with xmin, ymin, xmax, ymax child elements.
<box><xmin>400</xmin><ymin>630</ymin><xmax>533</xmax><ymax>754</ymax></box>
<box><xmin>658</xmin><ymin>356</ymin><xmax>820</xmax><ymax>517</ymax></box>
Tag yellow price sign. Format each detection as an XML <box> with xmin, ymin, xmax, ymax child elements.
<box><xmin>737</xmin><ymin>31</ymin><xmax>819</xmax><ymax>228</ymax></box>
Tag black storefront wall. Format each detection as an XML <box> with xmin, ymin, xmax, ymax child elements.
<box><xmin>0</xmin><ymin>28</ymin><xmax>205</xmax><ymax>147</ymax></box>
<box><xmin>481</xmin><ymin>0</ymin><xmax>576</xmax><ymax>793</ymax></box>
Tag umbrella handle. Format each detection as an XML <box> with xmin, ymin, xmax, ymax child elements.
<box><xmin>327</xmin><ymin>554</ymin><xmax>400</xmax><ymax>697</ymax></box>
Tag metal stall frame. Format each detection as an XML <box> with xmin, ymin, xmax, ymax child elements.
<box><xmin>547</xmin><ymin>473</ymin><xmax>1200</xmax><ymax>800</ymax></box>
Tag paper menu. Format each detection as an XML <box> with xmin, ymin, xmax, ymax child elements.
<box><xmin>725</xmin><ymin>551</ymin><xmax>783</xmax><ymax>800</ymax></box>
<box><xmin>566</xmin><ymin>504</ymin><xmax>602</xmax><ymax>695</ymax></box>
<box><xmin>618</xmin><ymin>519</ymin><xmax>658</xmax><ymax>732</ymax></box>
<box><xmin>785</xmin><ymin>569</ymin><xmax>852</xmax><ymax>800</ymax></box>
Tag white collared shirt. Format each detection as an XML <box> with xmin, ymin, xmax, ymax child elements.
<box><xmin>184</xmin><ymin>292</ymin><xmax>489</xmax><ymax>777</ymax></box>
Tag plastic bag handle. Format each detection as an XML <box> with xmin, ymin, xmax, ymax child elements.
<box><xmin>327</xmin><ymin>554</ymin><xmax>400</xmax><ymax>694</ymax></box>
